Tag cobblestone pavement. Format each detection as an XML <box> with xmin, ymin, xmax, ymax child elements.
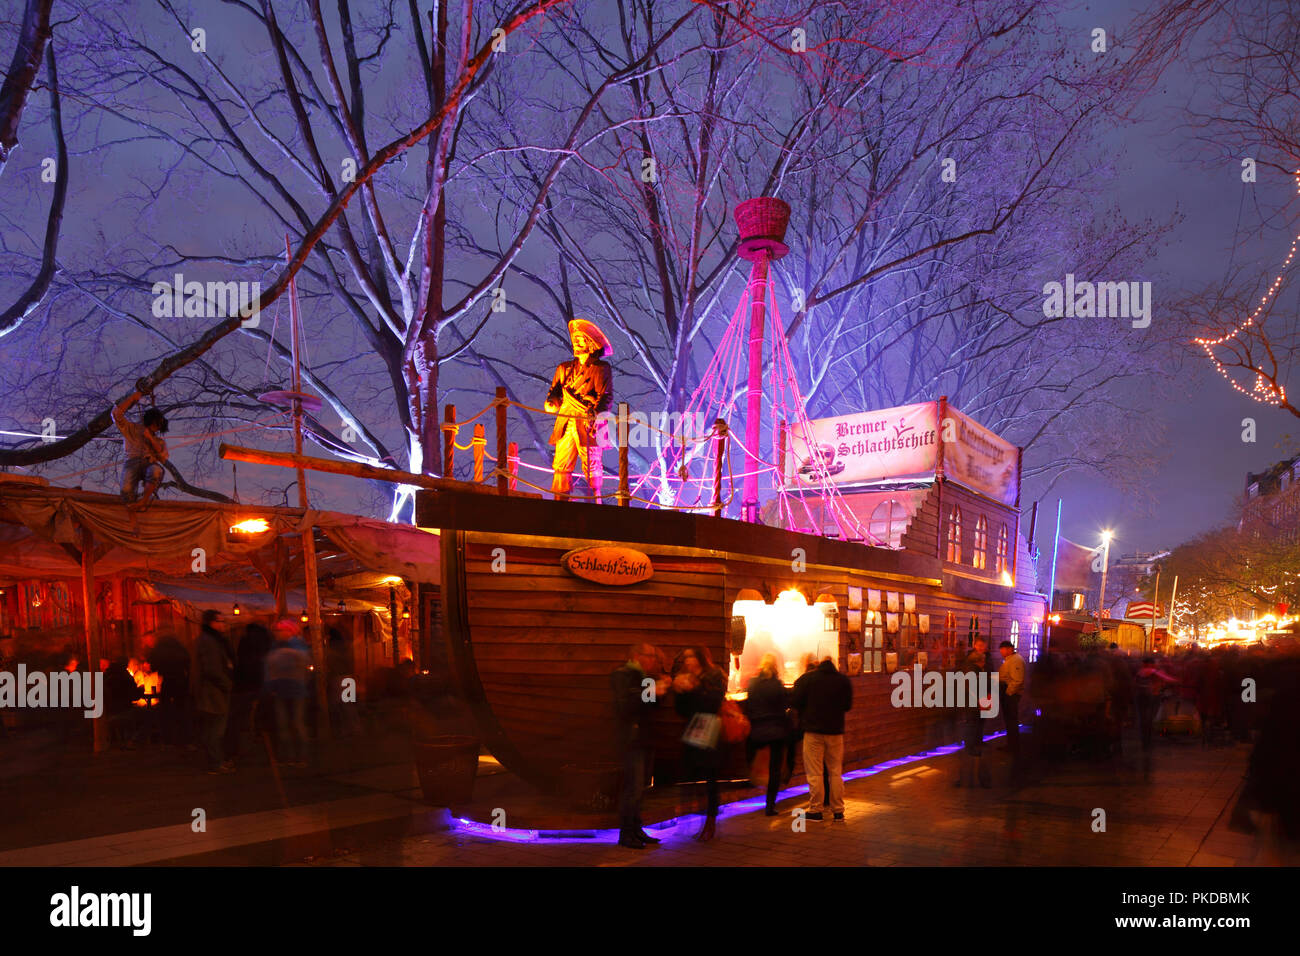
<box><xmin>304</xmin><ymin>732</ymin><xmax>1287</xmax><ymax>867</ymax></box>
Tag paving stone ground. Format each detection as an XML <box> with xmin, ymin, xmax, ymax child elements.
<box><xmin>304</xmin><ymin>730</ymin><xmax>1291</xmax><ymax>868</ymax></box>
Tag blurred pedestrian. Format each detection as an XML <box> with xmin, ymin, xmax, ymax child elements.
<box><xmin>224</xmin><ymin>621</ymin><xmax>271</xmax><ymax>766</ymax></box>
<box><xmin>195</xmin><ymin>610</ymin><xmax>234</xmax><ymax>774</ymax></box>
<box><xmin>149</xmin><ymin>632</ymin><xmax>192</xmax><ymax>748</ymax></box>
<box><xmin>326</xmin><ymin>627</ymin><xmax>360</xmax><ymax>738</ymax></box>
<box><xmin>1135</xmin><ymin>656</ymin><xmax>1178</xmax><ymax>754</ymax></box>
<box><xmin>610</xmin><ymin>642</ymin><xmax>669</xmax><ymax>849</ymax></box>
<box><xmin>997</xmin><ymin>640</ymin><xmax>1025</xmax><ymax>756</ymax></box>
<box><xmin>784</xmin><ymin>653</ymin><xmax>818</xmax><ymax>785</ymax></box>
<box><xmin>791</xmin><ymin>655</ymin><xmax>853</xmax><ymax>821</ymax></box>
<box><xmin>104</xmin><ymin>658</ymin><xmax>144</xmax><ymax>749</ymax></box>
<box><xmin>955</xmin><ymin>637</ymin><xmax>992</xmax><ymax>788</ymax></box>
<box><xmin>265</xmin><ymin>619</ymin><xmax>312</xmax><ymax>767</ymax></box>
<box><xmin>743</xmin><ymin>653</ymin><xmax>791</xmax><ymax>816</ymax></box>
<box><xmin>673</xmin><ymin>645</ymin><xmax>726</xmax><ymax>841</ymax></box>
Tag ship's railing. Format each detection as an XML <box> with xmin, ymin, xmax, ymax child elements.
<box><xmin>439</xmin><ymin>390</ymin><xmax>882</xmax><ymax>545</ymax></box>
<box><xmin>437</xmin><ymin>388</ymin><xmax>737</xmax><ymax>514</ymax></box>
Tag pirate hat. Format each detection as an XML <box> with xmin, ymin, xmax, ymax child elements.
<box><xmin>568</xmin><ymin>318</ymin><xmax>612</xmax><ymax>356</ymax></box>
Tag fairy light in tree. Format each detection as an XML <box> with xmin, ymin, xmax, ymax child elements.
<box><xmin>1195</xmin><ymin>168</ymin><xmax>1300</xmax><ymax>406</ymax></box>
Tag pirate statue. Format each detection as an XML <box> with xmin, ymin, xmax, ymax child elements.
<box><xmin>546</xmin><ymin>318</ymin><xmax>613</xmax><ymax>501</ymax></box>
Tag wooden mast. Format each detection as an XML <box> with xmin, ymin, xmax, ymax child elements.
<box><xmin>284</xmin><ymin>235</ymin><xmax>329</xmax><ymax>736</ymax></box>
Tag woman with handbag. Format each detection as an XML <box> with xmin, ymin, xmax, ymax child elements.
<box><xmin>673</xmin><ymin>646</ymin><xmax>727</xmax><ymax>841</ymax></box>
<box><xmin>744</xmin><ymin>654</ymin><xmax>791</xmax><ymax>816</ymax></box>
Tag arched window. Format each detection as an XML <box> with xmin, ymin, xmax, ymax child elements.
<box><xmin>995</xmin><ymin>525</ymin><xmax>1009</xmax><ymax>574</ymax></box>
<box><xmin>869</xmin><ymin>499</ymin><xmax>907</xmax><ymax>549</ymax></box>
<box><xmin>1010</xmin><ymin>619</ymin><xmax>1020</xmax><ymax>650</ymax></box>
<box><xmin>968</xmin><ymin>615</ymin><xmax>981</xmax><ymax>645</ymax></box>
<box><xmin>946</xmin><ymin>506</ymin><xmax>963</xmax><ymax>563</ymax></box>
<box><xmin>973</xmin><ymin>516</ymin><xmax>988</xmax><ymax>570</ymax></box>
<box><xmin>944</xmin><ymin>612</ymin><xmax>958</xmax><ymax>667</ymax></box>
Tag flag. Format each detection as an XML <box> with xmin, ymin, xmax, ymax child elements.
<box><xmin>1125</xmin><ymin>601</ymin><xmax>1162</xmax><ymax>619</ymax></box>
<box><xmin>1053</xmin><ymin>537</ymin><xmax>1096</xmax><ymax>590</ymax></box>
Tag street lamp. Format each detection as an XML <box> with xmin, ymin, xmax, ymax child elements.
<box><xmin>1097</xmin><ymin>530</ymin><xmax>1113</xmax><ymax>631</ymax></box>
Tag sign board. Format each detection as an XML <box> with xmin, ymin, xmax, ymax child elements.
<box><xmin>561</xmin><ymin>546</ymin><xmax>654</xmax><ymax>586</ymax></box>
<box><xmin>783</xmin><ymin>401</ymin><xmax>1018</xmax><ymax>506</ymax></box>
<box><xmin>783</xmin><ymin>402</ymin><xmax>938</xmax><ymax>488</ymax></box>
<box><xmin>941</xmin><ymin>407</ymin><xmax>1018</xmax><ymax>506</ymax></box>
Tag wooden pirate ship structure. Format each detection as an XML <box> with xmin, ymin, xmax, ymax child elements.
<box><xmin>219</xmin><ymin>198</ymin><xmax>1050</xmax><ymax>819</ymax></box>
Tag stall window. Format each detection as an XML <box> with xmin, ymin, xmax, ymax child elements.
<box><xmin>995</xmin><ymin>525</ymin><xmax>1009</xmax><ymax>574</ymax></box>
<box><xmin>973</xmin><ymin>516</ymin><xmax>988</xmax><ymax>570</ymax></box>
<box><xmin>869</xmin><ymin>499</ymin><xmax>907</xmax><ymax>549</ymax></box>
<box><xmin>864</xmin><ymin>610</ymin><xmax>884</xmax><ymax>673</ymax></box>
<box><xmin>943</xmin><ymin>611</ymin><xmax>958</xmax><ymax>667</ymax></box>
<box><xmin>946</xmin><ymin>507</ymin><xmax>963</xmax><ymax>563</ymax></box>
<box><xmin>48</xmin><ymin>582</ymin><xmax>73</xmax><ymax>628</ymax></box>
<box><xmin>1026</xmin><ymin>622</ymin><xmax>1041</xmax><ymax>662</ymax></box>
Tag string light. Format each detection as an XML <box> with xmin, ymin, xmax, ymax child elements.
<box><xmin>1196</xmin><ymin>168</ymin><xmax>1300</xmax><ymax>406</ymax></box>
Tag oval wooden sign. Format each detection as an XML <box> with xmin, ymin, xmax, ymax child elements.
<box><xmin>561</xmin><ymin>546</ymin><xmax>654</xmax><ymax>586</ymax></box>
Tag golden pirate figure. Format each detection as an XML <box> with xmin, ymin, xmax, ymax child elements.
<box><xmin>546</xmin><ymin>319</ymin><xmax>614</xmax><ymax>501</ymax></box>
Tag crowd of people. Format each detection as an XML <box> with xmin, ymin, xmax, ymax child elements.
<box><xmin>4</xmin><ymin>613</ymin><xmax>363</xmax><ymax>774</ymax></box>
<box><xmin>1029</xmin><ymin>642</ymin><xmax>1285</xmax><ymax>760</ymax></box>
<box><xmin>610</xmin><ymin>644</ymin><xmax>853</xmax><ymax>850</ymax></box>
<box><xmin>607</xmin><ymin>635</ymin><xmax>1300</xmax><ymax>850</ymax></box>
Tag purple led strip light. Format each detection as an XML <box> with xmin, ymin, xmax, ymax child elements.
<box><xmin>452</xmin><ymin>728</ymin><xmax>1015</xmax><ymax>844</ymax></box>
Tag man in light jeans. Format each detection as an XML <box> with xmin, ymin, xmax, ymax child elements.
<box><xmin>791</xmin><ymin>656</ymin><xmax>854</xmax><ymax>821</ymax></box>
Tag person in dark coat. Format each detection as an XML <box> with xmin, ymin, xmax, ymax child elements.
<box><xmin>326</xmin><ymin>627</ymin><xmax>360</xmax><ymax>738</ymax></box>
<box><xmin>224</xmin><ymin>621</ymin><xmax>271</xmax><ymax>766</ymax></box>
<box><xmin>103</xmin><ymin>658</ymin><xmax>144</xmax><ymax>748</ymax></box>
<box><xmin>783</xmin><ymin>653</ymin><xmax>818</xmax><ymax>785</ymax></box>
<box><xmin>790</xmin><ymin>656</ymin><xmax>853</xmax><ymax>820</ymax></box>
<box><xmin>194</xmin><ymin>610</ymin><xmax>234</xmax><ymax>773</ymax></box>
<box><xmin>743</xmin><ymin>653</ymin><xmax>791</xmax><ymax>816</ymax></box>
<box><xmin>954</xmin><ymin>637</ymin><xmax>992</xmax><ymax>788</ymax></box>
<box><xmin>673</xmin><ymin>645</ymin><xmax>727</xmax><ymax>842</ymax></box>
<box><xmin>149</xmin><ymin>632</ymin><xmax>192</xmax><ymax>747</ymax></box>
<box><xmin>610</xmin><ymin>642</ymin><xmax>669</xmax><ymax>850</ymax></box>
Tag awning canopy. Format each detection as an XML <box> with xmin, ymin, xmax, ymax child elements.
<box><xmin>0</xmin><ymin>482</ymin><xmax>439</xmax><ymax>588</ymax></box>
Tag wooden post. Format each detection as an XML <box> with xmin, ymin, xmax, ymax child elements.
<box><xmin>617</xmin><ymin>401</ymin><xmax>630</xmax><ymax>507</ymax></box>
<box><xmin>472</xmin><ymin>423</ymin><xmax>486</xmax><ymax>483</ymax></box>
<box><xmin>79</xmin><ymin>524</ymin><xmax>107</xmax><ymax>753</ymax></box>
<box><xmin>712</xmin><ymin>419</ymin><xmax>727</xmax><ymax>517</ymax></box>
<box><xmin>388</xmin><ymin>585</ymin><xmax>400</xmax><ymax>669</ymax></box>
<box><xmin>935</xmin><ymin>396</ymin><xmax>948</xmax><ymax>559</ymax></box>
<box><xmin>495</xmin><ymin>387</ymin><xmax>508</xmax><ymax>495</ymax></box>
<box><xmin>442</xmin><ymin>404</ymin><xmax>457</xmax><ymax>479</ymax></box>
<box><xmin>300</xmin><ymin>528</ymin><xmax>328</xmax><ymax>738</ymax></box>
<box><xmin>507</xmin><ymin>442</ymin><xmax>519</xmax><ymax>492</ymax></box>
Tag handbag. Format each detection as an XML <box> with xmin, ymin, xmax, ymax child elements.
<box><xmin>682</xmin><ymin>712</ymin><xmax>721</xmax><ymax>750</ymax></box>
<box><xmin>719</xmin><ymin>699</ymin><xmax>751</xmax><ymax>744</ymax></box>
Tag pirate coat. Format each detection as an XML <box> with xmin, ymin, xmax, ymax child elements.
<box><xmin>546</xmin><ymin>358</ymin><xmax>613</xmax><ymax>446</ymax></box>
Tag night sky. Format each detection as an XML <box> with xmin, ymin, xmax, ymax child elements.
<box><xmin>2</xmin><ymin>0</ymin><xmax>1297</xmax><ymax>558</ymax></box>
<box><xmin>1033</xmin><ymin>0</ymin><xmax>1298</xmax><ymax>556</ymax></box>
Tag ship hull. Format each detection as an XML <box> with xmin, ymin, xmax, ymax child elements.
<box><xmin>419</xmin><ymin>489</ymin><xmax>1046</xmax><ymax>807</ymax></box>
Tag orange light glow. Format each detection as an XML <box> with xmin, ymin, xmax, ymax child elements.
<box><xmin>230</xmin><ymin>518</ymin><xmax>270</xmax><ymax>534</ymax></box>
